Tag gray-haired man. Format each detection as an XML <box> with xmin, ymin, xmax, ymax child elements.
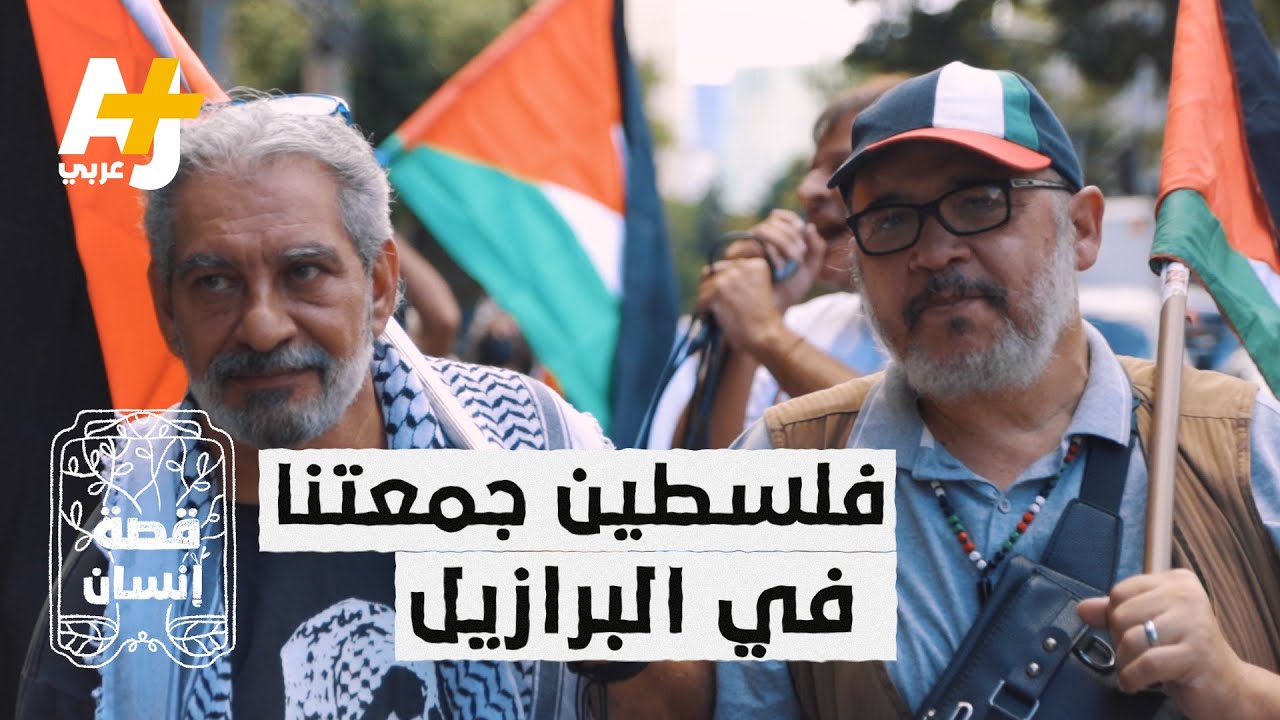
<box><xmin>20</xmin><ymin>94</ymin><xmax>610</xmax><ymax>720</ymax></box>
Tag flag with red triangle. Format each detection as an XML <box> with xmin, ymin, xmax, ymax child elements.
<box><xmin>1153</xmin><ymin>0</ymin><xmax>1280</xmax><ymax>395</ymax></box>
<box><xmin>379</xmin><ymin>0</ymin><xmax>678</xmax><ymax>444</ymax></box>
<box><xmin>4</xmin><ymin>1</ymin><xmax>221</xmax><ymax>710</ymax></box>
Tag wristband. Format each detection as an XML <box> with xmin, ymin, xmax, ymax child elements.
<box><xmin>779</xmin><ymin>333</ymin><xmax>806</xmax><ymax>365</ymax></box>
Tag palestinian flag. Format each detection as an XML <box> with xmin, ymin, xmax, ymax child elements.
<box><xmin>379</xmin><ymin>0</ymin><xmax>678</xmax><ymax>444</ymax></box>
<box><xmin>4</xmin><ymin>0</ymin><xmax>221</xmax><ymax>708</ymax></box>
<box><xmin>1153</xmin><ymin>0</ymin><xmax>1280</xmax><ymax>395</ymax></box>
<box><xmin>18</xmin><ymin>0</ymin><xmax>225</xmax><ymax>412</ymax></box>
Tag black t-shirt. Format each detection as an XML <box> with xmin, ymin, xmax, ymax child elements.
<box><xmin>19</xmin><ymin>503</ymin><xmax>450</xmax><ymax>719</ymax></box>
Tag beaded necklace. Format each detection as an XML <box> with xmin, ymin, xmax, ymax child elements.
<box><xmin>929</xmin><ymin>436</ymin><xmax>1084</xmax><ymax>603</ymax></box>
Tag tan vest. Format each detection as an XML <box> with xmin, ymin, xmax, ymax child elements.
<box><xmin>763</xmin><ymin>357</ymin><xmax>1280</xmax><ymax>720</ymax></box>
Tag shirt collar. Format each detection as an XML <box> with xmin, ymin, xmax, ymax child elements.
<box><xmin>1066</xmin><ymin>321</ymin><xmax>1133</xmax><ymax>447</ymax></box>
<box><xmin>847</xmin><ymin>361</ymin><xmax>926</xmax><ymax>471</ymax></box>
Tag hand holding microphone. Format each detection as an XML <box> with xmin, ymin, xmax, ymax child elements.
<box><xmin>697</xmin><ymin>209</ymin><xmax>822</xmax><ymax>353</ymax></box>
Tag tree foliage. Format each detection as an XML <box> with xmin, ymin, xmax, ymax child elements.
<box><xmin>756</xmin><ymin>156</ymin><xmax>808</xmax><ymax>220</ymax></box>
<box><xmin>844</xmin><ymin>0</ymin><xmax>1280</xmax><ymax>194</ymax></box>
<box><xmin>228</xmin><ymin>0</ymin><xmax>310</xmax><ymax>92</ymax></box>
<box><xmin>353</xmin><ymin>0</ymin><xmax>533</xmax><ymax>142</ymax></box>
<box><xmin>664</xmin><ymin>187</ymin><xmax>762</xmax><ymax>311</ymax></box>
<box><xmin>172</xmin><ymin>0</ymin><xmax>533</xmax><ymax>143</ymax></box>
<box><xmin>850</xmin><ymin>0</ymin><xmax>1280</xmax><ymax>86</ymax></box>
<box><xmin>1048</xmin><ymin>0</ymin><xmax>1175</xmax><ymax>86</ymax></box>
<box><xmin>851</xmin><ymin>0</ymin><xmax>1024</xmax><ymax>79</ymax></box>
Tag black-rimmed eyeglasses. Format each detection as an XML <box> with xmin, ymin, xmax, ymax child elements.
<box><xmin>845</xmin><ymin>178</ymin><xmax>1076</xmax><ymax>256</ymax></box>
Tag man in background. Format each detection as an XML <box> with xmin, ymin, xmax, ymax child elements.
<box><xmin>656</xmin><ymin>76</ymin><xmax>902</xmax><ymax>449</ymax></box>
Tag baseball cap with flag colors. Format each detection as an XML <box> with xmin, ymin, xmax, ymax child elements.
<box><xmin>828</xmin><ymin>61</ymin><xmax>1083</xmax><ymax>196</ymax></box>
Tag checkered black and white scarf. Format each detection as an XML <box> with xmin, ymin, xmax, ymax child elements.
<box><xmin>96</xmin><ymin>339</ymin><xmax>609</xmax><ymax>720</ymax></box>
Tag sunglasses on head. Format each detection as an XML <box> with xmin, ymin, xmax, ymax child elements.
<box><xmin>204</xmin><ymin>93</ymin><xmax>354</xmax><ymax>126</ymax></box>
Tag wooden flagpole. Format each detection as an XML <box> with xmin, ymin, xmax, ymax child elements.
<box><xmin>1144</xmin><ymin>261</ymin><xmax>1190</xmax><ymax>573</ymax></box>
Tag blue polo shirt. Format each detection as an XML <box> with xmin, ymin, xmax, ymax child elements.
<box><xmin>716</xmin><ymin>323</ymin><xmax>1280</xmax><ymax>718</ymax></box>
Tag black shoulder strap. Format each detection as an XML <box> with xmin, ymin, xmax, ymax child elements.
<box><xmin>1040</xmin><ymin>431</ymin><xmax>1137</xmax><ymax>590</ymax></box>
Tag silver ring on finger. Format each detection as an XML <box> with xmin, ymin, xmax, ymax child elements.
<box><xmin>1143</xmin><ymin>619</ymin><xmax>1160</xmax><ymax>648</ymax></box>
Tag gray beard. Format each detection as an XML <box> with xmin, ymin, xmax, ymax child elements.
<box><xmin>181</xmin><ymin>321</ymin><xmax>374</xmax><ymax>450</ymax></box>
<box><xmin>858</xmin><ymin>232</ymin><xmax>1078</xmax><ymax>400</ymax></box>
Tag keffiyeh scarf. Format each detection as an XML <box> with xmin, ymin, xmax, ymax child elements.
<box><xmin>95</xmin><ymin>338</ymin><xmax>609</xmax><ymax>720</ymax></box>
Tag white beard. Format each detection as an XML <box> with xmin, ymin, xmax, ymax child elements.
<box><xmin>181</xmin><ymin>302</ymin><xmax>374</xmax><ymax>449</ymax></box>
<box><xmin>857</xmin><ymin>227</ymin><xmax>1078</xmax><ymax>400</ymax></box>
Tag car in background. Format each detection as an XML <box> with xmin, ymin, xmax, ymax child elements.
<box><xmin>1080</xmin><ymin>285</ymin><xmax>1161</xmax><ymax>358</ymax></box>
<box><xmin>1081</xmin><ymin>196</ymin><xmax>1273</xmax><ymax>399</ymax></box>
<box><xmin>1079</xmin><ymin>196</ymin><xmax>1161</xmax><ymax>359</ymax></box>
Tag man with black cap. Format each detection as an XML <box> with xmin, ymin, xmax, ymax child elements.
<box><xmin>706</xmin><ymin>61</ymin><xmax>1280</xmax><ymax>719</ymax></box>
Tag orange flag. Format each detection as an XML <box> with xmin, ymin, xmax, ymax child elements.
<box><xmin>1153</xmin><ymin>0</ymin><xmax>1280</xmax><ymax>394</ymax></box>
<box><xmin>27</xmin><ymin>0</ymin><xmax>224</xmax><ymax>408</ymax></box>
<box><xmin>380</xmin><ymin>0</ymin><xmax>678</xmax><ymax>442</ymax></box>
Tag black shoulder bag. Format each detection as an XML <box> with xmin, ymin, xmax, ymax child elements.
<box><xmin>916</xmin><ymin>435</ymin><xmax>1171</xmax><ymax>720</ymax></box>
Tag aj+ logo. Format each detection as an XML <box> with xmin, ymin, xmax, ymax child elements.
<box><xmin>58</xmin><ymin>58</ymin><xmax>203</xmax><ymax>190</ymax></box>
